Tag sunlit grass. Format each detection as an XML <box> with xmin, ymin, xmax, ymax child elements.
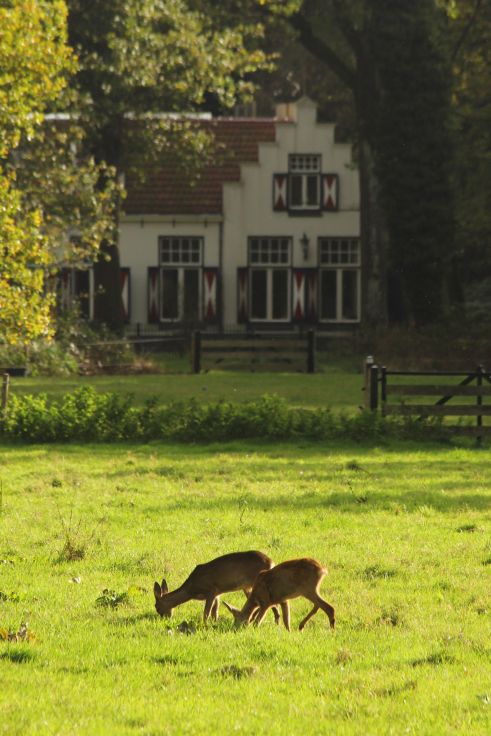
<box><xmin>0</xmin><ymin>441</ymin><xmax>490</xmax><ymax>734</ymax></box>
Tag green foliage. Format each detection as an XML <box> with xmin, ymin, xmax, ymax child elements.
<box><xmin>0</xmin><ymin>386</ymin><xmax>449</xmax><ymax>443</ymax></box>
<box><xmin>0</xmin><ymin>0</ymin><xmax>74</xmax><ymax>345</ymax></box>
<box><xmin>369</xmin><ymin>0</ymin><xmax>456</xmax><ymax>324</ymax></box>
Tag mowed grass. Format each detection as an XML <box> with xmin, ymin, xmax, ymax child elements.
<box><xmin>9</xmin><ymin>353</ymin><xmax>364</xmax><ymax>411</ymax></box>
<box><xmin>0</xmin><ymin>441</ymin><xmax>490</xmax><ymax>735</ymax></box>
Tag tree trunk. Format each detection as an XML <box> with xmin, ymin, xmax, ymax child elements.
<box><xmin>358</xmin><ymin>138</ymin><xmax>389</xmax><ymax>327</ymax></box>
<box><xmin>93</xmin><ymin>238</ymin><xmax>124</xmax><ymax>332</ymax></box>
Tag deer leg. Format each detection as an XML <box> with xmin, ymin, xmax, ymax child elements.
<box><xmin>299</xmin><ymin>605</ymin><xmax>318</xmax><ymax>631</ymax></box>
<box><xmin>211</xmin><ymin>597</ymin><xmax>220</xmax><ymax>621</ymax></box>
<box><xmin>280</xmin><ymin>602</ymin><xmax>291</xmax><ymax>632</ymax></box>
<box><xmin>252</xmin><ymin>606</ymin><xmax>270</xmax><ymax>628</ymax></box>
<box><xmin>271</xmin><ymin>605</ymin><xmax>281</xmax><ymax>625</ymax></box>
<box><xmin>203</xmin><ymin>594</ymin><xmax>217</xmax><ymax>623</ymax></box>
<box><xmin>308</xmin><ymin>593</ymin><xmax>335</xmax><ymax>629</ymax></box>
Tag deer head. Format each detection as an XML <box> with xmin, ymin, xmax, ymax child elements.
<box><xmin>153</xmin><ymin>578</ymin><xmax>172</xmax><ymax>617</ymax></box>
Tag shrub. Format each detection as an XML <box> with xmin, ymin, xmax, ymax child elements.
<box><xmin>0</xmin><ymin>387</ymin><xmax>454</xmax><ymax>445</ymax></box>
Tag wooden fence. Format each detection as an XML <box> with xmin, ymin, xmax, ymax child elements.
<box><xmin>191</xmin><ymin>330</ymin><xmax>316</xmax><ymax>373</ymax></box>
<box><xmin>365</xmin><ymin>359</ymin><xmax>491</xmax><ymax>440</ymax></box>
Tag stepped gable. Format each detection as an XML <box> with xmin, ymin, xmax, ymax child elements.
<box><xmin>123</xmin><ymin>117</ymin><xmax>276</xmax><ymax>216</ymax></box>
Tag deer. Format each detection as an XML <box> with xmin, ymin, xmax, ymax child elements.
<box><xmin>153</xmin><ymin>550</ymin><xmax>280</xmax><ymax>624</ymax></box>
<box><xmin>223</xmin><ymin>557</ymin><xmax>335</xmax><ymax>632</ymax></box>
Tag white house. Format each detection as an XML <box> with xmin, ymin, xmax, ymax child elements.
<box><xmin>66</xmin><ymin>97</ymin><xmax>361</xmax><ymax>332</ymax></box>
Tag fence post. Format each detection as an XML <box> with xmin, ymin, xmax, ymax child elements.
<box><xmin>1</xmin><ymin>373</ymin><xmax>9</xmax><ymax>413</ymax></box>
<box><xmin>380</xmin><ymin>365</ymin><xmax>387</xmax><ymax>416</ymax></box>
<box><xmin>364</xmin><ymin>356</ymin><xmax>374</xmax><ymax>409</ymax></box>
<box><xmin>307</xmin><ymin>330</ymin><xmax>316</xmax><ymax>373</ymax></box>
<box><xmin>369</xmin><ymin>364</ymin><xmax>379</xmax><ymax>411</ymax></box>
<box><xmin>191</xmin><ymin>331</ymin><xmax>201</xmax><ymax>374</ymax></box>
<box><xmin>476</xmin><ymin>364</ymin><xmax>484</xmax><ymax>446</ymax></box>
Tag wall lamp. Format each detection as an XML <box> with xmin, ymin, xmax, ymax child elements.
<box><xmin>300</xmin><ymin>232</ymin><xmax>310</xmax><ymax>261</ymax></box>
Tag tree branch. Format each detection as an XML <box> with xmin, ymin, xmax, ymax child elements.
<box><xmin>451</xmin><ymin>0</ymin><xmax>483</xmax><ymax>64</ymax></box>
<box><xmin>287</xmin><ymin>11</ymin><xmax>357</xmax><ymax>90</ymax></box>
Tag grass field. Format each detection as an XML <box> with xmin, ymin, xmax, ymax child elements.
<box><xmin>1</xmin><ymin>440</ymin><xmax>490</xmax><ymax>735</ymax></box>
<box><xmin>7</xmin><ymin>361</ymin><xmax>364</xmax><ymax>412</ymax></box>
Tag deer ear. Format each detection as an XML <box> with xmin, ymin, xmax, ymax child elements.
<box><xmin>153</xmin><ymin>582</ymin><xmax>161</xmax><ymax>599</ymax></box>
<box><xmin>161</xmin><ymin>578</ymin><xmax>168</xmax><ymax>594</ymax></box>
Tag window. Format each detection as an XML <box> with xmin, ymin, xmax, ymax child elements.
<box><xmin>319</xmin><ymin>238</ymin><xmax>360</xmax><ymax>322</ymax></box>
<box><xmin>159</xmin><ymin>236</ymin><xmax>202</xmax><ymax>322</ymax></box>
<box><xmin>288</xmin><ymin>154</ymin><xmax>321</xmax><ymax>211</ymax></box>
<box><xmin>249</xmin><ymin>237</ymin><xmax>291</xmax><ymax>321</ymax></box>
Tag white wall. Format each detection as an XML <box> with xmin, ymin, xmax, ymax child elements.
<box><xmin>118</xmin><ymin>97</ymin><xmax>360</xmax><ymax>328</ymax></box>
<box><xmin>119</xmin><ymin>217</ymin><xmax>221</xmax><ymax>325</ymax></box>
<box><xmin>221</xmin><ymin>97</ymin><xmax>360</xmax><ymax>326</ymax></box>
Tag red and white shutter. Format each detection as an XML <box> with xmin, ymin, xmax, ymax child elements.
<box><xmin>147</xmin><ymin>267</ymin><xmax>159</xmax><ymax>323</ymax></box>
<box><xmin>273</xmin><ymin>173</ymin><xmax>288</xmax><ymax>211</ymax></box>
<box><xmin>203</xmin><ymin>268</ymin><xmax>218</xmax><ymax>323</ymax></box>
<box><xmin>306</xmin><ymin>270</ymin><xmax>318</xmax><ymax>322</ymax></box>
<box><xmin>120</xmin><ymin>267</ymin><xmax>130</xmax><ymax>323</ymax></box>
<box><xmin>322</xmin><ymin>174</ymin><xmax>339</xmax><ymax>211</ymax></box>
<box><xmin>292</xmin><ymin>270</ymin><xmax>305</xmax><ymax>322</ymax></box>
<box><xmin>237</xmin><ymin>267</ymin><xmax>248</xmax><ymax>324</ymax></box>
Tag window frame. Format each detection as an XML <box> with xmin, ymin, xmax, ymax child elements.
<box><xmin>158</xmin><ymin>236</ymin><xmax>203</xmax><ymax>323</ymax></box>
<box><xmin>288</xmin><ymin>154</ymin><xmax>322</xmax><ymax>212</ymax></box>
<box><xmin>248</xmin><ymin>236</ymin><xmax>292</xmax><ymax>322</ymax></box>
<box><xmin>318</xmin><ymin>237</ymin><xmax>361</xmax><ymax>323</ymax></box>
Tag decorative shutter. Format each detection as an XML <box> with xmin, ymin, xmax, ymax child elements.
<box><xmin>203</xmin><ymin>268</ymin><xmax>219</xmax><ymax>323</ymax></box>
<box><xmin>237</xmin><ymin>267</ymin><xmax>248</xmax><ymax>324</ymax></box>
<box><xmin>120</xmin><ymin>267</ymin><xmax>130</xmax><ymax>323</ymax></box>
<box><xmin>272</xmin><ymin>173</ymin><xmax>288</xmax><ymax>211</ymax></box>
<box><xmin>306</xmin><ymin>269</ymin><xmax>318</xmax><ymax>323</ymax></box>
<box><xmin>322</xmin><ymin>174</ymin><xmax>339</xmax><ymax>211</ymax></box>
<box><xmin>147</xmin><ymin>267</ymin><xmax>159</xmax><ymax>323</ymax></box>
<box><xmin>292</xmin><ymin>270</ymin><xmax>306</xmax><ymax>322</ymax></box>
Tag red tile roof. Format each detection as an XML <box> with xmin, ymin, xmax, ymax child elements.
<box><xmin>123</xmin><ymin>118</ymin><xmax>276</xmax><ymax>216</ymax></box>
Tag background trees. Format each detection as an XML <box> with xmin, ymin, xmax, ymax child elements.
<box><xmin>65</xmin><ymin>0</ymin><xmax>271</xmax><ymax>329</ymax></box>
<box><xmin>0</xmin><ymin>0</ymin><xmax>72</xmax><ymax>344</ymax></box>
<box><xmin>3</xmin><ymin>0</ymin><xmax>490</xmax><ymax>339</ymax></box>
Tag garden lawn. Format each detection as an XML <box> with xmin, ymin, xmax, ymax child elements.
<box><xmin>8</xmin><ymin>365</ymin><xmax>364</xmax><ymax>412</ymax></box>
<box><xmin>0</xmin><ymin>440</ymin><xmax>490</xmax><ymax>735</ymax></box>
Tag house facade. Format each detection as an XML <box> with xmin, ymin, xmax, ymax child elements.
<box><xmin>64</xmin><ymin>97</ymin><xmax>361</xmax><ymax>332</ymax></box>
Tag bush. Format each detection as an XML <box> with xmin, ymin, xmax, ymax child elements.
<box><xmin>0</xmin><ymin>387</ymin><xmax>452</xmax><ymax>444</ymax></box>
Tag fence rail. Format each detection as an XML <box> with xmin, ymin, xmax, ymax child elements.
<box><xmin>192</xmin><ymin>330</ymin><xmax>316</xmax><ymax>373</ymax></box>
<box><xmin>365</xmin><ymin>359</ymin><xmax>491</xmax><ymax>441</ymax></box>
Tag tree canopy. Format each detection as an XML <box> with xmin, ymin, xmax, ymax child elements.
<box><xmin>0</xmin><ymin>0</ymin><xmax>73</xmax><ymax>344</ymax></box>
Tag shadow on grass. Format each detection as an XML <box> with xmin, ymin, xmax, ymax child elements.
<box><xmin>0</xmin><ymin>648</ymin><xmax>35</xmax><ymax>664</ymax></box>
<box><xmin>152</xmin><ymin>487</ymin><xmax>491</xmax><ymax>514</ymax></box>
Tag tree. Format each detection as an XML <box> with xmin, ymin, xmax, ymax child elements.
<box><xmin>244</xmin><ymin>0</ymin><xmax>458</xmax><ymax>325</ymax></box>
<box><xmin>0</xmin><ymin>0</ymin><xmax>73</xmax><ymax>344</ymax></box>
<box><xmin>65</xmin><ymin>0</ymin><xmax>271</xmax><ymax>330</ymax></box>
<box><xmin>448</xmin><ymin>0</ymin><xmax>491</xmax><ymax>303</ymax></box>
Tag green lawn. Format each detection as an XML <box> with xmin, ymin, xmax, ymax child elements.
<box><xmin>1</xmin><ymin>441</ymin><xmax>490</xmax><ymax>735</ymax></box>
<box><xmin>8</xmin><ymin>359</ymin><xmax>365</xmax><ymax>412</ymax></box>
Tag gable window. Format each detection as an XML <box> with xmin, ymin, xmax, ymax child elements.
<box><xmin>319</xmin><ymin>238</ymin><xmax>360</xmax><ymax>322</ymax></box>
<box><xmin>159</xmin><ymin>236</ymin><xmax>202</xmax><ymax>322</ymax></box>
<box><xmin>249</xmin><ymin>237</ymin><xmax>291</xmax><ymax>321</ymax></box>
<box><xmin>289</xmin><ymin>154</ymin><xmax>321</xmax><ymax>211</ymax></box>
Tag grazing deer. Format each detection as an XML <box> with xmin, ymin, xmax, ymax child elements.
<box><xmin>223</xmin><ymin>557</ymin><xmax>335</xmax><ymax>631</ymax></box>
<box><xmin>153</xmin><ymin>550</ymin><xmax>280</xmax><ymax>624</ymax></box>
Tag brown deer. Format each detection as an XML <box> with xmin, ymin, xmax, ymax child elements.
<box><xmin>223</xmin><ymin>557</ymin><xmax>335</xmax><ymax>631</ymax></box>
<box><xmin>153</xmin><ymin>550</ymin><xmax>280</xmax><ymax>623</ymax></box>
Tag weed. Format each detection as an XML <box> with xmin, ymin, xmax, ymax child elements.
<box><xmin>456</xmin><ymin>523</ymin><xmax>479</xmax><ymax>533</ymax></box>
<box><xmin>95</xmin><ymin>589</ymin><xmax>129</xmax><ymax>608</ymax></box>
<box><xmin>55</xmin><ymin>506</ymin><xmax>105</xmax><ymax>563</ymax></box>
<box><xmin>361</xmin><ymin>565</ymin><xmax>397</xmax><ymax>581</ymax></box>
<box><xmin>219</xmin><ymin>664</ymin><xmax>256</xmax><ymax>679</ymax></box>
